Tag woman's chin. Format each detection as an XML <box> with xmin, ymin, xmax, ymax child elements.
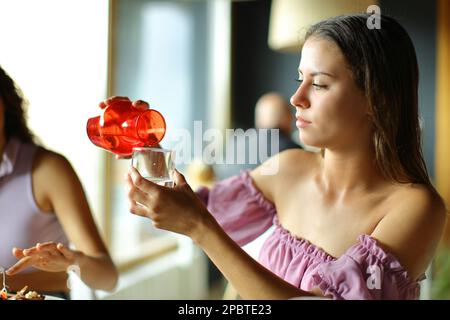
<box><xmin>299</xmin><ymin>133</ymin><xmax>322</xmax><ymax>149</ymax></box>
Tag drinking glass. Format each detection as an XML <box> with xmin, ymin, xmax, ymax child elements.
<box><xmin>131</xmin><ymin>147</ymin><xmax>175</xmax><ymax>187</ymax></box>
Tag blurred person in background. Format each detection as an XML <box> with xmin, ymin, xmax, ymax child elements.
<box><xmin>0</xmin><ymin>65</ymin><xmax>118</xmax><ymax>298</ymax></box>
<box><xmin>215</xmin><ymin>92</ymin><xmax>301</xmax><ymax>180</ymax></box>
<box><xmin>254</xmin><ymin>91</ymin><xmax>300</xmax><ymax>152</ymax></box>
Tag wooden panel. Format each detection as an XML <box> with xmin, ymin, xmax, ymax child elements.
<box><xmin>435</xmin><ymin>0</ymin><xmax>450</xmax><ymax>244</ymax></box>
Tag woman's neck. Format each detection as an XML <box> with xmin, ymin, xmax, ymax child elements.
<box><xmin>319</xmin><ymin>146</ymin><xmax>385</xmax><ymax>196</ymax></box>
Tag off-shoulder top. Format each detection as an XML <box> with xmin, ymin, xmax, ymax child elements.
<box><xmin>0</xmin><ymin>138</ymin><xmax>69</xmax><ymax>270</ymax></box>
<box><xmin>196</xmin><ymin>170</ymin><xmax>424</xmax><ymax>300</ymax></box>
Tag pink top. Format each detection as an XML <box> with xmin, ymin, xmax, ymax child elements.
<box><xmin>197</xmin><ymin>170</ymin><xmax>424</xmax><ymax>300</ymax></box>
<box><xmin>0</xmin><ymin>138</ymin><xmax>69</xmax><ymax>270</ymax></box>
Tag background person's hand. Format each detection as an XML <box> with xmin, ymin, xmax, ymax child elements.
<box><xmin>126</xmin><ymin>167</ymin><xmax>212</xmax><ymax>241</ymax></box>
<box><xmin>6</xmin><ymin>242</ymin><xmax>84</xmax><ymax>275</ymax></box>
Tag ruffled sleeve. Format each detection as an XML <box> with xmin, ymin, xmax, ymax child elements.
<box><xmin>310</xmin><ymin>235</ymin><xmax>423</xmax><ymax>300</ymax></box>
<box><xmin>196</xmin><ymin>170</ymin><xmax>276</xmax><ymax>246</ymax></box>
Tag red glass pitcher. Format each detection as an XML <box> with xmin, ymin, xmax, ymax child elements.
<box><xmin>86</xmin><ymin>98</ymin><xmax>166</xmax><ymax>156</ymax></box>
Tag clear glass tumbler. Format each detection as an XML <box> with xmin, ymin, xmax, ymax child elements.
<box><xmin>131</xmin><ymin>147</ymin><xmax>175</xmax><ymax>187</ymax></box>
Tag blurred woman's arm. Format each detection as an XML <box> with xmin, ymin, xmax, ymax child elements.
<box><xmin>8</xmin><ymin>149</ymin><xmax>118</xmax><ymax>291</ymax></box>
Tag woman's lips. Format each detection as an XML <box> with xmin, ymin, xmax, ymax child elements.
<box><xmin>296</xmin><ymin>116</ymin><xmax>311</xmax><ymax>129</ymax></box>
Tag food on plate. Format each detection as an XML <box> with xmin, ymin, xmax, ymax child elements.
<box><xmin>8</xmin><ymin>286</ymin><xmax>45</xmax><ymax>300</ymax></box>
<box><xmin>1</xmin><ymin>268</ymin><xmax>45</xmax><ymax>300</ymax></box>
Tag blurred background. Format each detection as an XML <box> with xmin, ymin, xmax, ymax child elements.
<box><xmin>0</xmin><ymin>0</ymin><xmax>449</xmax><ymax>299</ymax></box>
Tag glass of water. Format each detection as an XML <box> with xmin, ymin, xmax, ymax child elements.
<box><xmin>131</xmin><ymin>147</ymin><xmax>175</xmax><ymax>187</ymax></box>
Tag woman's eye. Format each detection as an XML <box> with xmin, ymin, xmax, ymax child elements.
<box><xmin>312</xmin><ymin>83</ymin><xmax>327</xmax><ymax>90</ymax></box>
<box><xmin>296</xmin><ymin>79</ymin><xmax>327</xmax><ymax>90</ymax></box>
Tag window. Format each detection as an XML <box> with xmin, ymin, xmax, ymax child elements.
<box><xmin>0</xmin><ymin>0</ymin><xmax>109</xmax><ymax>234</ymax></box>
<box><xmin>1</xmin><ymin>2</ymin><xmax>231</xmax><ymax>294</ymax></box>
<box><xmin>108</xmin><ymin>0</ymin><xmax>216</xmax><ymax>268</ymax></box>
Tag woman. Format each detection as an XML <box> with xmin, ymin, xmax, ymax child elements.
<box><xmin>125</xmin><ymin>14</ymin><xmax>446</xmax><ymax>299</ymax></box>
<box><xmin>0</xmin><ymin>66</ymin><xmax>118</xmax><ymax>297</ymax></box>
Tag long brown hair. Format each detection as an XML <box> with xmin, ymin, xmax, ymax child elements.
<box><xmin>0</xmin><ymin>65</ymin><xmax>36</xmax><ymax>144</ymax></box>
<box><xmin>306</xmin><ymin>14</ymin><xmax>431</xmax><ymax>186</ymax></box>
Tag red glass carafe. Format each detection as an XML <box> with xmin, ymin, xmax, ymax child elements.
<box><xmin>86</xmin><ymin>98</ymin><xmax>166</xmax><ymax>156</ymax></box>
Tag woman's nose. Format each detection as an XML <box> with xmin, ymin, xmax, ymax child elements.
<box><xmin>290</xmin><ymin>85</ymin><xmax>310</xmax><ymax>109</ymax></box>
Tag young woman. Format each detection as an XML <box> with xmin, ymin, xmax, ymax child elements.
<box><xmin>125</xmin><ymin>13</ymin><xmax>446</xmax><ymax>299</ymax></box>
<box><xmin>0</xmin><ymin>66</ymin><xmax>118</xmax><ymax>297</ymax></box>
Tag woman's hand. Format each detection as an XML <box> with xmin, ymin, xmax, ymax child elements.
<box><xmin>126</xmin><ymin>167</ymin><xmax>213</xmax><ymax>242</ymax></box>
<box><xmin>99</xmin><ymin>96</ymin><xmax>149</xmax><ymax>111</ymax></box>
<box><xmin>101</xmin><ymin>96</ymin><xmax>161</xmax><ymax>160</ymax></box>
<box><xmin>6</xmin><ymin>242</ymin><xmax>84</xmax><ymax>275</ymax></box>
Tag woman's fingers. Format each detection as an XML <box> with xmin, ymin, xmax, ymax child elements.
<box><xmin>7</xmin><ymin>242</ymin><xmax>79</xmax><ymax>275</ymax></box>
<box><xmin>127</xmin><ymin>176</ymin><xmax>152</xmax><ymax>205</ymax></box>
<box><xmin>132</xmin><ymin>100</ymin><xmax>149</xmax><ymax>110</ymax></box>
<box><xmin>23</xmin><ymin>242</ymin><xmax>57</xmax><ymax>255</ymax></box>
<box><xmin>6</xmin><ymin>253</ymin><xmax>46</xmax><ymax>275</ymax></box>
<box><xmin>115</xmin><ymin>154</ymin><xmax>132</xmax><ymax>160</ymax></box>
<box><xmin>128</xmin><ymin>167</ymin><xmax>162</xmax><ymax>194</ymax></box>
<box><xmin>106</xmin><ymin>96</ymin><xmax>130</xmax><ymax>104</ymax></box>
<box><xmin>128</xmin><ymin>200</ymin><xmax>150</xmax><ymax>218</ymax></box>
<box><xmin>6</xmin><ymin>256</ymin><xmax>34</xmax><ymax>275</ymax></box>
<box><xmin>173</xmin><ymin>169</ymin><xmax>187</xmax><ymax>187</ymax></box>
<box><xmin>36</xmin><ymin>241</ymin><xmax>55</xmax><ymax>250</ymax></box>
<box><xmin>56</xmin><ymin>243</ymin><xmax>76</xmax><ymax>261</ymax></box>
<box><xmin>99</xmin><ymin>97</ymin><xmax>149</xmax><ymax>112</ymax></box>
<box><xmin>12</xmin><ymin>247</ymin><xmax>25</xmax><ymax>259</ymax></box>
<box><xmin>127</xmin><ymin>173</ymin><xmax>157</xmax><ymax>218</ymax></box>
<box><xmin>99</xmin><ymin>96</ymin><xmax>130</xmax><ymax>109</ymax></box>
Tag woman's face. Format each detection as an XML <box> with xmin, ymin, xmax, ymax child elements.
<box><xmin>290</xmin><ymin>37</ymin><xmax>371</xmax><ymax>150</ymax></box>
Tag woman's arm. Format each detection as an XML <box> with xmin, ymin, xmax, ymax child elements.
<box><xmin>195</xmin><ymin>215</ymin><xmax>315</xmax><ymax>299</ymax></box>
<box><xmin>126</xmin><ymin>167</ymin><xmax>316</xmax><ymax>299</ymax></box>
<box><xmin>41</xmin><ymin>150</ymin><xmax>118</xmax><ymax>291</ymax></box>
<box><xmin>370</xmin><ymin>186</ymin><xmax>447</xmax><ymax>280</ymax></box>
<box><xmin>8</xmin><ymin>149</ymin><xmax>118</xmax><ymax>291</ymax></box>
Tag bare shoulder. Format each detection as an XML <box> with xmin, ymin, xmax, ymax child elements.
<box><xmin>34</xmin><ymin>148</ymin><xmax>75</xmax><ymax>177</ymax></box>
<box><xmin>389</xmin><ymin>183</ymin><xmax>447</xmax><ymax>224</ymax></box>
<box><xmin>372</xmin><ymin>183</ymin><xmax>447</xmax><ymax>279</ymax></box>
<box><xmin>31</xmin><ymin>148</ymin><xmax>79</xmax><ymax>212</ymax></box>
<box><xmin>252</xmin><ymin>148</ymin><xmax>320</xmax><ymax>178</ymax></box>
<box><xmin>33</xmin><ymin>148</ymin><xmax>81</xmax><ymax>193</ymax></box>
<box><xmin>250</xmin><ymin>149</ymin><xmax>321</xmax><ymax>202</ymax></box>
<box><xmin>278</xmin><ymin>148</ymin><xmax>320</xmax><ymax>169</ymax></box>
<box><xmin>388</xmin><ymin>184</ymin><xmax>447</xmax><ymax>245</ymax></box>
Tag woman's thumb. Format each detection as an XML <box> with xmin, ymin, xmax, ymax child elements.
<box><xmin>173</xmin><ymin>169</ymin><xmax>186</xmax><ymax>186</ymax></box>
